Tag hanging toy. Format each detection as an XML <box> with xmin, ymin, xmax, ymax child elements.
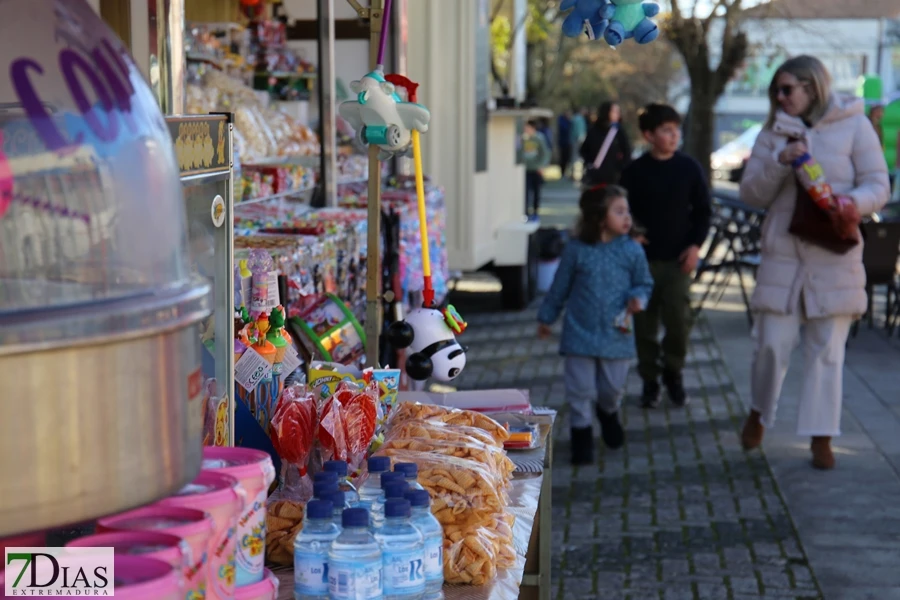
<box><xmin>381</xmin><ymin>74</ymin><xmax>469</xmax><ymax>383</ymax></box>
<box><xmin>338</xmin><ymin>69</ymin><xmax>431</xmax><ymax>161</ymax></box>
<box><xmin>560</xmin><ymin>0</ymin><xmax>615</xmax><ymax>40</ymax></box>
<box><xmin>605</xmin><ymin>0</ymin><xmax>660</xmax><ymax>46</ymax></box>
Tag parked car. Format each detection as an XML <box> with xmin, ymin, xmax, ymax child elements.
<box><xmin>711</xmin><ymin>124</ymin><xmax>761</xmax><ymax>182</ymax></box>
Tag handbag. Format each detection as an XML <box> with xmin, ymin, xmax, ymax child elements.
<box><xmin>582</xmin><ymin>125</ymin><xmax>620</xmax><ymax>188</ymax></box>
<box><xmin>786</xmin><ymin>139</ymin><xmax>860</xmax><ymax>254</ymax></box>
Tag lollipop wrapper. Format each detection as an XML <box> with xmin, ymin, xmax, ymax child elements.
<box><xmin>270</xmin><ymin>384</ymin><xmax>317</xmax><ymax>499</ymax></box>
<box><xmin>317</xmin><ymin>395</ymin><xmax>349</xmax><ymax>463</ymax></box>
<box><xmin>332</xmin><ymin>382</ymin><xmax>378</xmax><ymax>472</ymax></box>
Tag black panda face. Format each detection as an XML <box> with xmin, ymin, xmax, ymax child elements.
<box><xmin>448</xmin><ymin>367</ymin><xmax>461</xmax><ymax>378</ymax></box>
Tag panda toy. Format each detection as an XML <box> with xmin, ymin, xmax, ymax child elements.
<box><xmin>387</xmin><ymin>305</ymin><xmax>467</xmax><ymax>382</ymax></box>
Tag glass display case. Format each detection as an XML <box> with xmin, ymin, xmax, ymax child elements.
<box><xmin>167</xmin><ymin>114</ymin><xmax>235</xmax><ymax>447</ymax></box>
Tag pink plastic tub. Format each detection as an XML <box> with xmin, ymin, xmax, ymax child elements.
<box><xmin>234</xmin><ymin>568</ymin><xmax>279</xmax><ymax>600</ymax></box>
<box><xmin>159</xmin><ymin>471</ymin><xmax>245</xmax><ymax>600</ymax></box>
<box><xmin>66</xmin><ymin>531</ymin><xmax>185</xmax><ymax>570</ymax></box>
<box><xmin>113</xmin><ymin>555</ymin><xmax>181</xmax><ymax>599</ymax></box>
<box><xmin>202</xmin><ymin>446</ymin><xmax>275</xmax><ymax>586</ymax></box>
<box><xmin>96</xmin><ymin>505</ymin><xmax>213</xmax><ymax>599</ymax></box>
<box><xmin>0</xmin><ymin>531</ymin><xmax>45</xmax><ymax>561</ymax></box>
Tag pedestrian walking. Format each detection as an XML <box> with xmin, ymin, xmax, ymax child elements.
<box><xmin>580</xmin><ymin>101</ymin><xmax>632</xmax><ymax>189</ymax></box>
<box><xmin>620</xmin><ymin>103</ymin><xmax>712</xmax><ymax>409</ymax></box>
<box><xmin>537</xmin><ymin>185</ymin><xmax>654</xmax><ymax>464</ymax></box>
<box><xmin>557</xmin><ymin>110</ymin><xmax>574</xmax><ymax>177</ymax></box>
<box><xmin>738</xmin><ymin>55</ymin><xmax>889</xmax><ymax>469</ymax></box>
<box><xmin>521</xmin><ymin>119</ymin><xmax>551</xmax><ymax>217</ymax></box>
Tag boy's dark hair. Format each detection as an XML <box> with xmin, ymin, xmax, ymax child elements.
<box><xmin>638</xmin><ymin>103</ymin><xmax>681</xmax><ymax>132</ymax></box>
<box><xmin>576</xmin><ymin>184</ymin><xmax>627</xmax><ymax>244</ymax></box>
<box><xmin>525</xmin><ymin>119</ymin><xmax>539</xmax><ymax>129</ymax></box>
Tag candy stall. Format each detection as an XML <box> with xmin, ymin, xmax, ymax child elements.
<box><xmin>0</xmin><ymin>1</ymin><xmax>554</xmax><ymax>599</ymax></box>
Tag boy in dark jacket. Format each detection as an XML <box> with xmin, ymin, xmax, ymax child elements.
<box><xmin>619</xmin><ymin>104</ymin><xmax>712</xmax><ymax>408</ymax></box>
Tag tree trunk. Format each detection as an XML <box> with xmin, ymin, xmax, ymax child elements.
<box><xmin>684</xmin><ymin>80</ymin><xmax>715</xmax><ymax>183</ymax></box>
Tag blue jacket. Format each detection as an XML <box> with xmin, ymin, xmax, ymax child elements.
<box><xmin>537</xmin><ymin>236</ymin><xmax>654</xmax><ymax>359</ymax></box>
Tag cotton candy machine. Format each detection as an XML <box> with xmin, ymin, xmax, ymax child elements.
<box><xmin>0</xmin><ymin>0</ymin><xmax>210</xmax><ymax>537</ymax></box>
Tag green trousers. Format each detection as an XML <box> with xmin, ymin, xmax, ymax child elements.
<box><xmin>634</xmin><ymin>260</ymin><xmax>694</xmax><ymax>382</ymax></box>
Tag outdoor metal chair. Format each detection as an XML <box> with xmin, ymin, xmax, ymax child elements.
<box><xmin>851</xmin><ymin>221</ymin><xmax>900</xmax><ymax>337</ymax></box>
<box><xmin>694</xmin><ymin>195</ymin><xmax>764</xmax><ymax>326</ymax></box>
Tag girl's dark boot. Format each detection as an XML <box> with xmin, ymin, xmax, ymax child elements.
<box><xmin>570</xmin><ymin>427</ymin><xmax>594</xmax><ymax>465</ymax></box>
<box><xmin>596</xmin><ymin>407</ymin><xmax>625</xmax><ymax>449</ymax></box>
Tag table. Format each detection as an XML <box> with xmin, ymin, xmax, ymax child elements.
<box><xmin>273</xmin><ymin>409</ymin><xmax>555</xmax><ymax>600</ymax></box>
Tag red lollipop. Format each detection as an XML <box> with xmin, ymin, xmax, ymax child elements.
<box><xmin>270</xmin><ymin>386</ymin><xmax>317</xmax><ymax>468</ymax></box>
<box><xmin>344</xmin><ymin>390</ymin><xmax>377</xmax><ymax>457</ymax></box>
<box><xmin>318</xmin><ymin>396</ymin><xmax>349</xmax><ymax>462</ymax></box>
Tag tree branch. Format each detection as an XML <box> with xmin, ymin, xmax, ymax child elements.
<box><xmin>491</xmin><ymin>0</ymin><xmax>507</xmax><ymax>21</ymax></box>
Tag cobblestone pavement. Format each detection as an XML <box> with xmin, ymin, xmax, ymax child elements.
<box><xmin>450</xmin><ymin>303</ymin><xmax>824</xmax><ymax>600</ymax></box>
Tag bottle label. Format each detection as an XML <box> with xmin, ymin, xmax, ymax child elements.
<box><xmin>383</xmin><ymin>548</ymin><xmax>426</xmax><ymax>594</ymax></box>
<box><xmin>234</xmin><ymin>487</ymin><xmax>267</xmax><ymax>585</ymax></box>
<box><xmin>294</xmin><ymin>550</ymin><xmax>329</xmax><ymax>596</ymax></box>
<box><xmin>424</xmin><ymin>537</ymin><xmax>443</xmax><ymax>583</ymax></box>
<box><xmin>328</xmin><ymin>557</ymin><xmax>382</xmax><ymax>600</ymax></box>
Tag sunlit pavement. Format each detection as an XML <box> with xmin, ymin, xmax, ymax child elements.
<box><xmin>447</xmin><ymin>181</ymin><xmax>900</xmax><ymax>599</ymax></box>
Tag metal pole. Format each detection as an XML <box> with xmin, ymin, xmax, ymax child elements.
<box><xmin>153</xmin><ymin>0</ymin><xmax>185</xmax><ymax>114</ymax></box>
<box><xmin>364</xmin><ymin>0</ymin><xmax>384</xmax><ymax>368</ymax></box>
<box><xmin>317</xmin><ymin>0</ymin><xmax>338</xmax><ymax>207</ymax></box>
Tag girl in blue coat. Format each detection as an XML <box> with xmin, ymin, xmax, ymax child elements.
<box><xmin>537</xmin><ymin>185</ymin><xmax>654</xmax><ymax>465</ymax></box>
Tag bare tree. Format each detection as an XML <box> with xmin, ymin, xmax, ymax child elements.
<box><xmin>663</xmin><ymin>0</ymin><xmax>750</xmax><ymax>180</ymax></box>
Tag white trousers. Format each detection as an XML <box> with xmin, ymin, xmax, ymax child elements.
<box><xmin>750</xmin><ymin>311</ymin><xmax>852</xmax><ymax>436</ymax></box>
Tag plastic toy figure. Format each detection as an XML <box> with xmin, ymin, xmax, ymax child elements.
<box><xmin>560</xmin><ymin>0</ymin><xmax>615</xmax><ymax>40</ymax></box>
<box><xmin>605</xmin><ymin>0</ymin><xmax>660</xmax><ymax>46</ymax></box>
<box><xmin>387</xmin><ymin>307</ymin><xmax>467</xmax><ymax>382</ymax></box>
<box><xmin>338</xmin><ymin>69</ymin><xmax>431</xmax><ymax>161</ymax></box>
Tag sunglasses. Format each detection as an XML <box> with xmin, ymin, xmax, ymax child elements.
<box><xmin>776</xmin><ymin>83</ymin><xmax>806</xmax><ymax>98</ymax></box>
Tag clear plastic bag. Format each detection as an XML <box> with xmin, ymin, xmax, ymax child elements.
<box><xmin>388</xmin><ymin>402</ymin><xmax>510</xmax><ymax>445</ymax></box>
<box><xmin>386</xmin><ymin>418</ymin><xmax>502</xmax><ymax>449</ymax></box>
<box><xmin>378</xmin><ymin>437</ymin><xmax>515</xmax><ymax>484</ymax></box>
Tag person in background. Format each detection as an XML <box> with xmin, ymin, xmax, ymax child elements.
<box><xmin>521</xmin><ymin>119</ymin><xmax>551</xmax><ymax>218</ymax></box>
<box><xmin>537</xmin><ymin>185</ymin><xmax>654</xmax><ymax>464</ymax></box>
<box><xmin>738</xmin><ymin>55</ymin><xmax>888</xmax><ymax>470</ymax></box>
<box><xmin>620</xmin><ymin>103</ymin><xmax>711</xmax><ymax>409</ymax></box>
<box><xmin>868</xmin><ymin>104</ymin><xmax>884</xmax><ymax>149</ymax></box>
<box><xmin>570</xmin><ymin>108</ymin><xmax>589</xmax><ymax>179</ymax></box>
<box><xmin>537</xmin><ymin>117</ymin><xmax>553</xmax><ymax>150</ymax></box>
<box><xmin>580</xmin><ymin>101</ymin><xmax>633</xmax><ymax>188</ymax></box>
<box><xmin>557</xmin><ymin>110</ymin><xmax>574</xmax><ymax>178</ymax></box>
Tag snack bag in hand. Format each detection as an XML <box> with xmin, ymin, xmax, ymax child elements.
<box><xmin>792</xmin><ymin>152</ymin><xmax>861</xmax><ymax>240</ymax></box>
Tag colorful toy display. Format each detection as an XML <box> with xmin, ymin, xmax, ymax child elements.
<box><xmin>560</xmin><ymin>0</ymin><xmax>615</xmax><ymax>40</ymax></box>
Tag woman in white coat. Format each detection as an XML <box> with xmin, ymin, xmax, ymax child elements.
<box><xmin>739</xmin><ymin>55</ymin><xmax>889</xmax><ymax>469</ymax></box>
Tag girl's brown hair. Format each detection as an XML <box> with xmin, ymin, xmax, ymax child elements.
<box><xmin>765</xmin><ymin>55</ymin><xmax>832</xmax><ymax>129</ymax></box>
<box><xmin>576</xmin><ymin>184</ymin><xmax>627</xmax><ymax>244</ymax></box>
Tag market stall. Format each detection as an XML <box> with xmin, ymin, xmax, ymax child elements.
<box><xmin>0</xmin><ymin>1</ymin><xmax>553</xmax><ymax>599</ymax></box>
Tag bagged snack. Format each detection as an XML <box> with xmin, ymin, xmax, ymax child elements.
<box><xmin>378</xmin><ymin>437</ymin><xmax>515</xmax><ymax>484</ymax></box>
<box><xmin>386</xmin><ymin>419</ymin><xmax>502</xmax><ymax>450</ymax></box>
<box><xmin>442</xmin><ymin>528</ymin><xmax>498</xmax><ymax>585</ymax></box>
<box><xmin>389</xmin><ymin>402</ymin><xmax>510</xmax><ymax>445</ymax></box>
<box><xmin>265</xmin><ymin>499</ymin><xmax>304</xmax><ymax>566</ymax></box>
<box><xmin>374</xmin><ymin>450</ymin><xmax>507</xmax><ymax>528</ymax></box>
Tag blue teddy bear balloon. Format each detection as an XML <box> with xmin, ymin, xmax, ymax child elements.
<box><xmin>560</xmin><ymin>0</ymin><xmax>659</xmax><ymax>46</ymax></box>
<box><xmin>605</xmin><ymin>0</ymin><xmax>660</xmax><ymax>46</ymax></box>
<box><xmin>560</xmin><ymin>0</ymin><xmax>615</xmax><ymax>40</ymax></box>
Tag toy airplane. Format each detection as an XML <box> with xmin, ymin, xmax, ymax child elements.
<box><xmin>338</xmin><ymin>69</ymin><xmax>431</xmax><ymax>161</ymax></box>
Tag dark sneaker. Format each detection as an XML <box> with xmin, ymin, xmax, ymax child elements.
<box><xmin>641</xmin><ymin>380</ymin><xmax>661</xmax><ymax>409</ymax></box>
<box><xmin>663</xmin><ymin>370</ymin><xmax>688</xmax><ymax>407</ymax></box>
<box><xmin>596</xmin><ymin>407</ymin><xmax>625</xmax><ymax>449</ymax></box>
<box><xmin>570</xmin><ymin>427</ymin><xmax>594</xmax><ymax>465</ymax></box>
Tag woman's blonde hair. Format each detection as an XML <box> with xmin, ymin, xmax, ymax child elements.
<box><xmin>765</xmin><ymin>55</ymin><xmax>832</xmax><ymax>129</ymax></box>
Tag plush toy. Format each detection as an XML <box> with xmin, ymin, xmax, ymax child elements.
<box><xmin>560</xmin><ymin>0</ymin><xmax>615</xmax><ymax>40</ymax></box>
<box><xmin>338</xmin><ymin>68</ymin><xmax>431</xmax><ymax>161</ymax></box>
<box><xmin>605</xmin><ymin>0</ymin><xmax>660</xmax><ymax>46</ymax></box>
<box><xmin>387</xmin><ymin>306</ymin><xmax>468</xmax><ymax>382</ymax></box>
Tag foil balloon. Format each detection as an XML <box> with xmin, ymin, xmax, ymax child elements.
<box><xmin>0</xmin><ymin>0</ymin><xmax>190</xmax><ymax>310</ymax></box>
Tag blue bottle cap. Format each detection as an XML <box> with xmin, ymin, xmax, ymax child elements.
<box><xmin>323</xmin><ymin>490</ymin><xmax>345</xmax><ymax>508</ymax></box>
<box><xmin>323</xmin><ymin>460</ymin><xmax>349</xmax><ymax>476</ymax></box>
<box><xmin>383</xmin><ymin>481</ymin><xmax>409</xmax><ymax>499</ymax></box>
<box><xmin>342</xmin><ymin>507</ymin><xmax>370</xmax><ymax>528</ymax></box>
<box><xmin>394</xmin><ymin>463</ymin><xmax>418</xmax><ymax>478</ymax></box>
<box><xmin>380</xmin><ymin>472</ymin><xmax>405</xmax><ymax>488</ymax></box>
<box><xmin>306</xmin><ymin>500</ymin><xmax>334</xmax><ymax>520</ymax></box>
<box><xmin>384</xmin><ymin>498</ymin><xmax>411</xmax><ymax>519</ymax></box>
<box><xmin>313</xmin><ymin>481</ymin><xmax>339</xmax><ymax>499</ymax></box>
<box><xmin>313</xmin><ymin>471</ymin><xmax>339</xmax><ymax>484</ymax></box>
<box><xmin>368</xmin><ymin>456</ymin><xmax>391</xmax><ymax>473</ymax></box>
<box><xmin>404</xmin><ymin>489</ymin><xmax>431</xmax><ymax>508</ymax></box>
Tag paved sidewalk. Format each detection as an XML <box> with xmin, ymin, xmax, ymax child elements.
<box><xmin>449</xmin><ymin>304</ymin><xmax>822</xmax><ymax>600</ymax></box>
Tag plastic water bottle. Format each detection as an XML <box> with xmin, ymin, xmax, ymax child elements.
<box><xmin>359</xmin><ymin>456</ymin><xmax>391</xmax><ymax>514</ymax></box>
<box><xmin>371</xmin><ymin>472</ymin><xmax>406</xmax><ymax>529</ymax></box>
<box><xmin>328</xmin><ymin>508</ymin><xmax>384</xmax><ymax>600</ymax></box>
<box><xmin>313</xmin><ymin>471</ymin><xmax>339</xmax><ymax>485</ymax></box>
<box><xmin>405</xmin><ymin>490</ymin><xmax>444</xmax><ymax>599</ymax></box>
<box><xmin>322</xmin><ymin>490</ymin><xmax>350</xmax><ymax>528</ymax></box>
<box><xmin>393</xmin><ymin>464</ymin><xmax>425</xmax><ymax>491</ymax></box>
<box><xmin>313</xmin><ymin>481</ymin><xmax>339</xmax><ymax>500</ymax></box>
<box><xmin>375</xmin><ymin>499</ymin><xmax>426</xmax><ymax>600</ymax></box>
<box><xmin>324</xmin><ymin>460</ymin><xmax>361</xmax><ymax>506</ymax></box>
<box><xmin>293</xmin><ymin>500</ymin><xmax>340</xmax><ymax>600</ymax></box>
